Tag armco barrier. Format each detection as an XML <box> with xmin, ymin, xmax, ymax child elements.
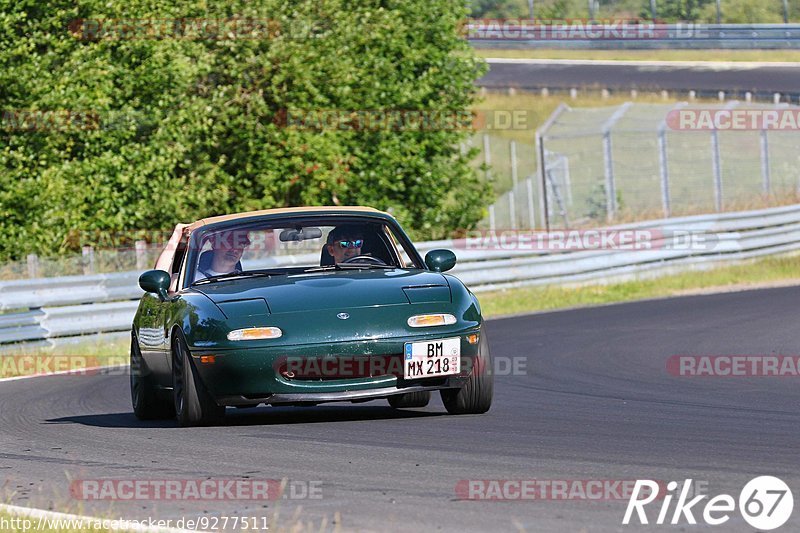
<box><xmin>2</xmin><ymin>203</ymin><xmax>800</xmax><ymax>347</ymax></box>
<box><xmin>468</xmin><ymin>23</ymin><xmax>800</xmax><ymax>49</ymax></box>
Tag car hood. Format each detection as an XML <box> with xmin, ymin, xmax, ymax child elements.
<box><xmin>192</xmin><ymin>269</ymin><xmax>451</xmax><ymax>315</ymax></box>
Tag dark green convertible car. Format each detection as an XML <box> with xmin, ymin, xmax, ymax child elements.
<box><xmin>132</xmin><ymin>207</ymin><xmax>492</xmax><ymax>426</ymax></box>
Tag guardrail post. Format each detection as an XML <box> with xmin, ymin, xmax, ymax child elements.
<box><xmin>135</xmin><ymin>240</ymin><xmax>148</xmax><ymax>270</ymax></box>
<box><xmin>27</xmin><ymin>254</ymin><xmax>39</xmax><ymax>279</ymax></box>
<box><xmin>82</xmin><ymin>246</ymin><xmax>95</xmax><ymax>275</ymax></box>
<box><xmin>760</xmin><ymin>130</ymin><xmax>771</xmax><ymax>194</ymax></box>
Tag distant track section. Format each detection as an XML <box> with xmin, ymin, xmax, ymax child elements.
<box><xmin>479</xmin><ymin>58</ymin><xmax>800</xmax><ymax>99</ymax></box>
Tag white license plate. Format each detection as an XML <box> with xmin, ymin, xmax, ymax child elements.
<box><xmin>403</xmin><ymin>337</ymin><xmax>460</xmax><ymax>379</ymax></box>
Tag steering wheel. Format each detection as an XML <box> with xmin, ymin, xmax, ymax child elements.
<box><xmin>341</xmin><ymin>255</ymin><xmax>387</xmax><ymax>265</ymax></box>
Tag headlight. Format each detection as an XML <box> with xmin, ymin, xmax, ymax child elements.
<box><xmin>407</xmin><ymin>314</ymin><xmax>457</xmax><ymax>328</ymax></box>
<box><xmin>227</xmin><ymin>327</ymin><xmax>283</xmax><ymax>341</ymax></box>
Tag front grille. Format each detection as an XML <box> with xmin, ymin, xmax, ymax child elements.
<box><xmin>276</xmin><ymin>354</ymin><xmax>403</xmax><ymax>381</ymax></box>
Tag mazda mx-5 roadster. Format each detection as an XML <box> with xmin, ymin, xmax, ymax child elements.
<box><xmin>131</xmin><ymin>206</ymin><xmax>492</xmax><ymax>425</ymax></box>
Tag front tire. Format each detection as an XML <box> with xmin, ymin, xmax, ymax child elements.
<box><xmin>172</xmin><ymin>332</ymin><xmax>225</xmax><ymax>427</ymax></box>
<box><xmin>440</xmin><ymin>328</ymin><xmax>493</xmax><ymax>415</ymax></box>
<box><xmin>130</xmin><ymin>333</ymin><xmax>174</xmax><ymax>420</ymax></box>
<box><xmin>388</xmin><ymin>391</ymin><xmax>431</xmax><ymax>409</ymax></box>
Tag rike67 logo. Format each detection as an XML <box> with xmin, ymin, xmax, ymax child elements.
<box><xmin>623</xmin><ymin>476</ymin><xmax>793</xmax><ymax>530</ymax></box>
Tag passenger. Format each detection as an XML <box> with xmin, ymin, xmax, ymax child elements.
<box><xmin>195</xmin><ymin>230</ymin><xmax>252</xmax><ymax>281</ymax></box>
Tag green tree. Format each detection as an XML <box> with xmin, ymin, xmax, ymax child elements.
<box><xmin>0</xmin><ymin>0</ymin><xmax>489</xmax><ymax>261</ymax></box>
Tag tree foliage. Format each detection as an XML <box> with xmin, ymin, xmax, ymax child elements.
<box><xmin>0</xmin><ymin>0</ymin><xmax>489</xmax><ymax>261</ymax></box>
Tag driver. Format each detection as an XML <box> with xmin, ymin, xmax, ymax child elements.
<box><xmin>325</xmin><ymin>225</ymin><xmax>364</xmax><ymax>264</ymax></box>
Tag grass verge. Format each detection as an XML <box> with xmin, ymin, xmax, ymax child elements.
<box><xmin>475</xmin><ymin>49</ymin><xmax>800</xmax><ymax>63</ymax></box>
<box><xmin>0</xmin><ymin>335</ymin><xmax>129</xmax><ymax>379</ymax></box>
<box><xmin>478</xmin><ymin>253</ymin><xmax>800</xmax><ymax>318</ymax></box>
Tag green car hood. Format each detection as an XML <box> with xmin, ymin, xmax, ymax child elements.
<box><xmin>192</xmin><ymin>269</ymin><xmax>451</xmax><ymax>315</ymax></box>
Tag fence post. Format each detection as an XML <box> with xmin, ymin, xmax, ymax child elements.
<box><xmin>657</xmin><ymin>102</ymin><xmax>684</xmax><ymax>218</ymax></box>
<box><xmin>82</xmin><ymin>246</ymin><xmax>95</xmax><ymax>275</ymax></box>
<box><xmin>488</xmin><ymin>204</ymin><xmax>496</xmax><ymax>231</ymax></box>
<box><xmin>600</xmin><ymin>102</ymin><xmax>631</xmax><ymax>222</ymax></box>
<box><xmin>526</xmin><ymin>177</ymin><xmax>536</xmax><ymax>230</ymax></box>
<box><xmin>27</xmin><ymin>254</ymin><xmax>39</xmax><ymax>279</ymax></box>
<box><xmin>710</xmin><ymin>130</ymin><xmax>723</xmax><ymax>211</ymax></box>
<box><xmin>537</xmin><ymin>135</ymin><xmax>549</xmax><ymax>230</ymax></box>
<box><xmin>602</xmin><ymin>131</ymin><xmax>617</xmax><ymax>221</ymax></box>
<box><xmin>535</xmin><ymin>103</ymin><xmax>570</xmax><ymax>231</ymax></box>
<box><xmin>658</xmin><ymin>128</ymin><xmax>671</xmax><ymax>218</ymax></box>
<box><xmin>508</xmin><ymin>191</ymin><xmax>517</xmax><ymax>230</ymax></box>
<box><xmin>760</xmin><ymin>130</ymin><xmax>771</xmax><ymax>194</ymax></box>
<box><xmin>135</xmin><ymin>240</ymin><xmax>148</xmax><ymax>270</ymax></box>
<box><xmin>482</xmin><ymin>133</ymin><xmax>492</xmax><ymax>184</ymax></box>
<box><xmin>510</xmin><ymin>141</ymin><xmax>518</xmax><ymax>229</ymax></box>
<box><xmin>563</xmin><ymin>157</ymin><xmax>573</xmax><ymax>206</ymax></box>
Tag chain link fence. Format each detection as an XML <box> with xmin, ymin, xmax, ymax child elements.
<box><xmin>478</xmin><ymin>101</ymin><xmax>800</xmax><ymax>229</ymax></box>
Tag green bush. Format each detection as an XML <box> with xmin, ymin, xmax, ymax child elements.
<box><xmin>0</xmin><ymin>0</ymin><xmax>489</xmax><ymax>261</ymax></box>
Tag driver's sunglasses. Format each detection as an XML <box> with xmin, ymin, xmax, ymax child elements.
<box><xmin>336</xmin><ymin>239</ymin><xmax>363</xmax><ymax>249</ymax></box>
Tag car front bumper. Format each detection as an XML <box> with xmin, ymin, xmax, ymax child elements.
<box><xmin>189</xmin><ymin>331</ymin><xmax>481</xmax><ymax>406</ymax></box>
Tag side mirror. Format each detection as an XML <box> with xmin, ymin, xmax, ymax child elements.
<box><xmin>139</xmin><ymin>270</ymin><xmax>171</xmax><ymax>301</ymax></box>
<box><xmin>424</xmin><ymin>249</ymin><xmax>457</xmax><ymax>272</ymax></box>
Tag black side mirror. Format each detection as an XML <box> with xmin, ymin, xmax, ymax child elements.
<box><xmin>424</xmin><ymin>249</ymin><xmax>457</xmax><ymax>272</ymax></box>
<box><xmin>139</xmin><ymin>270</ymin><xmax>171</xmax><ymax>301</ymax></box>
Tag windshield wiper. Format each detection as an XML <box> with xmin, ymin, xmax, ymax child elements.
<box><xmin>192</xmin><ymin>270</ymin><xmax>284</xmax><ymax>285</ymax></box>
<box><xmin>335</xmin><ymin>263</ymin><xmax>395</xmax><ymax>269</ymax></box>
<box><xmin>301</xmin><ymin>263</ymin><xmax>395</xmax><ymax>274</ymax></box>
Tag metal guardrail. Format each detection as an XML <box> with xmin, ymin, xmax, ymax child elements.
<box><xmin>468</xmin><ymin>23</ymin><xmax>800</xmax><ymax>49</ymax></box>
<box><xmin>2</xmin><ymin>203</ymin><xmax>800</xmax><ymax>346</ymax></box>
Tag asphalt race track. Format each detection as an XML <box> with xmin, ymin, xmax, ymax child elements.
<box><xmin>2</xmin><ymin>286</ymin><xmax>800</xmax><ymax>532</ymax></box>
<box><xmin>479</xmin><ymin>58</ymin><xmax>800</xmax><ymax>97</ymax></box>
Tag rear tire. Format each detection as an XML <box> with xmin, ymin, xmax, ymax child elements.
<box><xmin>440</xmin><ymin>328</ymin><xmax>493</xmax><ymax>415</ymax></box>
<box><xmin>172</xmin><ymin>332</ymin><xmax>225</xmax><ymax>427</ymax></box>
<box><xmin>388</xmin><ymin>391</ymin><xmax>431</xmax><ymax>409</ymax></box>
<box><xmin>130</xmin><ymin>333</ymin><xmax>174</xmax><ymax>420</ymax></box>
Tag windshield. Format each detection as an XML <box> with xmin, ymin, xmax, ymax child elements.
<box><xmin>187</xmin><ymin>217</ymin><xmax>423</xmax><ymax>285</ymax></box>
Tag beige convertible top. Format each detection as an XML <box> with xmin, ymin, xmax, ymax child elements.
<box><xmin>187</xmin><ymin>206</ymin><xmax>386</xmax><ymax>231</ymax></box>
